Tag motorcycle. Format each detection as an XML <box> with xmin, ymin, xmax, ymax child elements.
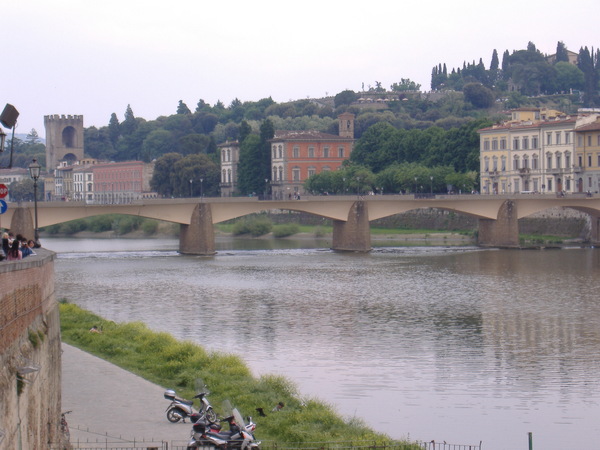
<box><xmin>164</xmin><ymin>388</ymin><xmax>217</xmax><ymax>423</ymax></box>
<box><xmin>187</xmin><ymin>405</ymin><xmax>260</xmax><ymax>450</ymax></box>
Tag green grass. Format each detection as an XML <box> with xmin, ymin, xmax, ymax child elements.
<box><xmin>59</xmin><ymin>302</ymin><xmax>419</xmax><ymax>447</ymax></box>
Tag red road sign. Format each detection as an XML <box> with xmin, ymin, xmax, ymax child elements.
<box><xmin>0</xmin><ymin>183</ymin><xmax>8</xmax><ymax>199</ymax></box>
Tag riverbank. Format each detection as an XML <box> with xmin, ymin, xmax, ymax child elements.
<box><xmin>59</xmin><ymin>303</ymin><xmax>419</xmax><ymax>448</ymax></box>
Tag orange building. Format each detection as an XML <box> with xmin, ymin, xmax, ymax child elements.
<box><xmin>269</xmin><ymin>113</ymin><xmax>355</xmax><ymax>199</ymax></box>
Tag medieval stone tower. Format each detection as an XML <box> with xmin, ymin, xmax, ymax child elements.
<box><xmin>338</xmin><ymin>112</ymin><xmax>355</xmax><ymax>139</ymax></box>
<box><xmin>44</xmin><ymin>114</ymin><xmax>84</xmax><ymax>173</ymax></box>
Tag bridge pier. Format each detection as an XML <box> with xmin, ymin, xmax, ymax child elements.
<box><xmin>8</xmin><ymin>206</ymin><xmax>35</xmax><ymax>240</ymax></box>
<box><xmin>179</xmin><ymin>203</ymin><xmax>216</xmax><ymax>255</ymax></box>
<box><xmin>478</xmin><ymin>200</ymin><xmax>520</xmax><ymax>248</ymax></box>
<box><xmin>590</xmin><ymin>213</ymin><xmax>600</xmax><ymax>245</ymax></box>
<box><xmin>331</xmin><ymin>201</ymin><xmax>371</xmax><ymax>252</ymax></box>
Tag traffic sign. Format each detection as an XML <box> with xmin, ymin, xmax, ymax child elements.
<box><xmin>0</xmin><ymin>183</ymin><xmax>7</xmax><ymax>199</ymax></box>
<box><xmin>0</xmin><ymin>199</ymin><xmax>7</xmax><ymax>214</ymax></box>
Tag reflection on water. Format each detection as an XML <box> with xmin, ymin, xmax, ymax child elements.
<box><xmin>46</xmin><ymin>238</ymin><xmax>600</xmax><ymax>450</ymax></box>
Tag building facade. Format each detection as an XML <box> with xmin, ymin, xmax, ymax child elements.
<box><xmin>270</xmin><ymin>113</ymin><xmax>355</xmax><ymax>199</ymax></box>
<box><xmin>92</xmin><ymin>161</ymin><xmax>155</xmax><ymax>204</ymax></box>
<box><xmin>479</xmin><ymin>108</ymin><xmax>600</xmax><ymax>195</ymax></box>
<box><xmin>219</xmin><ymin>140</ymin><xmax>240</xmax><ymax>197</ymax></box>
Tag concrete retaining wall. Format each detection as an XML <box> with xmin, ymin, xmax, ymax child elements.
<box><xmin>0</xmin><ymin>249</ymin><xmax>63</xmax><ymax>449</ymax></box>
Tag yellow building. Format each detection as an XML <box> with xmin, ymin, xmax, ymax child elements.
<box><xmin>574</xmin><ymin>119</ymin><xmax>600</xmax><ymax>193</ymax></box>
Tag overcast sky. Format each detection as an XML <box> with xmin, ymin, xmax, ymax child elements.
<box><xmin>3</xmin><ymin>0</ymin><xmax>600</xmax><ymax>138</ymax></box>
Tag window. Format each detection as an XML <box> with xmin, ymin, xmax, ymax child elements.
<box><xmin>272</xmin><ymin>167</ymin><xmax>278</xmax><ymax>181</ymax></box>
<box><xmin>523</xmin><ymin>156</ymin><xmax>529</xmax><ymax>169</ymax></box>
<box><xmin>292</xmin><ymin>167</ymin><xmax>300</xmax><ymax>181</ymax></box>
<box><xmin>579</xmin><ymin>155</ymin><xmax>583</xmax><ymax>167</ymax></box>
<box><xmin>500</xmin><ymin>138</ymin><xmax>507</xmax><ymax>150</ymax></box>
<box><xmin>578</xmin><ymin>136</ymin><xmax>583</xmax><ymax>147</ymax></box>
<box><xmin>492</xmin><ymin>139</ymin><xmax>498</xmax><ymax>150</ymax></box>
<box><xmin>522</xmin><ymin>137</ymin><xmax>529</xmax><ymax>149</ymax></box>
<box><xmin>484</xmin><ymin>157</ymin><xmax>490</xmax><ymax>172</ymax></box>
<box><xmin>532</xmin><ymin>136</ymin><xmax>538</xmax><ymax>149</ymax></box>
<box><xmin>492</xmin><ymin>157</ymin><xmax>498</xmax><ymax>171</ymax></box>
<box><xmin>293</xmin><ymin>146</ymin><xmax>299</xmax><ymax>158</ymax></box>
<box><xmin>598</xmin><ymin>154</ymin><xmax>600</xmax><ymax>167</ymax></box>
<box><xmin>278</xmin><ymin>145</ymin><xmax>283</xmax><ymax>158</ymax></box>
<box><xmin>588</xmin><ymin>155</ymin><xmax>592</xmax><ymax>167</ymax></box>
<box><xmin>588</xmin><ymin>136</ymin><xmax>592</xmax><ymax>146</ymax></box>
<box><xmin>484</xmin><ymin>139</ymin><xmax>490</xmax><ymax>150</ymax></box>
<box><xmin>513</xmin><ymin>138</ymin><xmax>519</xmax><ymax>150</ymax></box>
<box><xmin>547</xmin><ymin>154</ymin><xmax>552</xmax><ymax>169</ymax></box>
<box><xmin>323</xmin><ymin>146</ymin><xmax>330</xmax><ymax>158</ymax></box>
<box><xmin>308</xmin><ymin>167</ymin><xmax>316</xmax><ymax>177</ymax></box>
<box><xmin>565</xmin><ymin>132</ymin><xmax>571</xmax><ymax>145</ymax></box>
<box><xmin>555</xmin><ymin>132</ymin><xmax>561</xmax><ymax>145</ymax></box>
<box><xmin>501</xmin><ymin>157</ymin><xmax>506</xmax><ymax>171</ymax></box>
<box><xmin>547</xmin><ymin>133</ymin><xmax>552</xmax><ymax>145</ymax></box>
<box><xmin>513</xmin><ymin>157</ymin><xmax>519</xmax><ymax>170</ymax></box>
<box><xmin>597</xmin><ymin>135</ymin><xmax>600</xmax><ymax>146</ymax></box>
<box><xmin>556</xmin><ymin>154</ymin><xmax>561</xmax><ymax>169</ymax></box>
<box><xmin>278</xmin><ymin>167</ymin><xmax>283</xmax><ymax>180</ymax></box>
<box><xmin>308</xmin><ymin>146</ymin><xmax>315</xmax><ymax>158</ymax></box>
<box><xmin>565</xmin><ymin>153</ymin><xmax>571</xmax><ymax>168</ymax></box>
<box><xmin>338</xmin><ymin>147</ymin><xmax>345</xmax><ymax>158</ymax></box>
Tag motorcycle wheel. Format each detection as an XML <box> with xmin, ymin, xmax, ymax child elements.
<box><xmin>167</xmin><ymin>407</ymin><xmax>184</xmax><ymax>423</ymax></box>
<box><xmin>206</xmin><ymin>407</ymin><xmax>218</xmax><ymax>422</ymax></box>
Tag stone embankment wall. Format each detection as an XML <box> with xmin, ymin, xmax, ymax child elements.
<box><xmin>270</xmin><ymin>207</ymin><xmax>590</xmax><ymax>239</ymax></box>
<box><xmin>0</xmin><ymin>250</ymin><xmax>63</xmax><ymax>449</ymax></box>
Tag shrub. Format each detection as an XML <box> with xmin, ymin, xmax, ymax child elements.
<box><xmin>142</xmin><ymin>220</ymin><xmax>159</xmax><ymax>235</ymax></box>
<box><xmin>272</xmin><ymin>223</ymin><xmax>300</xmax><ymax>238</ymax></box>
<box><xmin>232</xmin><ymin>216</ymin><xmax>272</xmax><ymax>237</ymax></box>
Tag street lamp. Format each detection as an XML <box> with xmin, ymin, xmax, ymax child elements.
<box><xmin>356</xmin><ymin>177</ymin><xmax>361</xmax><ymax>196</ymax></box>
<box><xmin>200</xmin><ymin>178</ymin><xmax>204</xmax><ymax>198</ymax></box>
<box><xmin>264</xmin><ymin>178</ymin><xmax>269</xmax><ymax>199</ymax></box>
<box><xmin>28</xmin><ymin>158</ymin><xmax>41</xmax><ymax>247</ymax></box>
<box><xmin>414</xmin><ymin>176</ymin><xmax>418</xmax><ymax>194</ymax></box>
<box><xmin>189</xmin><ymin>179</ymin><xmax>193</xmax><ymax>198</ymax></box>
<box><xmin>430</xmin><ymin>176</ymin><xmax>433</xmax><ymax>195</ymax></box>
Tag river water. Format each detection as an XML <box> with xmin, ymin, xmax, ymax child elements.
<box><xmin>45</xmin><ymin>237</ymin><xmax>600</xmax><ymax>450</ymax></box>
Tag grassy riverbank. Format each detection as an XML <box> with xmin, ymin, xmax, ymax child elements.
<box><xmin>59</xmin><ymin>302</ymin><xmax>419</xmax><ymax>448</ymax></box>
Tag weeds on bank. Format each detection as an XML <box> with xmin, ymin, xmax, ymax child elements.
<box><xmin>59</xmin><ymin>302</ymin><xmax>418</xmax><ymax>447</ymax></box>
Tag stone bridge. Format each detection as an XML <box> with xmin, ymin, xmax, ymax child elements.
<box><xmin>5</xmin><ymin>194</ymin><xmax>600</xmax><ymax>254</ymax></box>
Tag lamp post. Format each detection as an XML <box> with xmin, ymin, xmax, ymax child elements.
<box><xmin>189</xmin><ymin>179</ymin><xmax>193</xmax><ymax>198</ymax></box>
<box><xmin>414</xmin><ymin>176</ymin><xmax>418</xmax><ymax>194</ymax></box>
<box><xmin>356</xmin><ymin>177</ymin><xmax>361</xmax><ymax>196</ymax></box>
<box><xmin>342</xmin><ymin>177</ymin><xmax>345</xmax><ymax>195</ymax></box>
<box><xmin>430</xmin><ymin>176</ymin><xmax>433</xmax><ymax>195</ymax></box>
<box><xmin>264</xmin><ymin>178</ymin><xmax>269</xmax><ymax>199</ymax></box>
<box><xmin>28</xmin><ymin>158</ymin><xmax>41</xmax><ymax>247</ymax></box>
<box><xmin>200</xmin><ymin>178</ymin><xmax>204</xmax><ymax>198</ymax></box>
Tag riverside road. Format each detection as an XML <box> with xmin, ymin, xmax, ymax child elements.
<box><xmin>61</xmin><ymin>343</ymin><xmax>191</xmax><ymax>446</ymax></box>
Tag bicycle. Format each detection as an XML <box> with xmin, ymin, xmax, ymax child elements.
<box><xmin>60</xmin><ymin>410</ymin><xmax>72</xmax><ymax>441</ymax></box>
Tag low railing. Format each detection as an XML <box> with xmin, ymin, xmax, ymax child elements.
<box><xmin>51</xmin><ymin>439</ymin><xmax>482</xmax><ymax>450</ymax></box>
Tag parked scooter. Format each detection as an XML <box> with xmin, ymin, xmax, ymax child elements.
<box><xmin>187</xmin><ymin>406</ymin><xmax>260</xmax><ymax>450</ymax></box>
<box><xmin>164</xmin><ymin>388</ymin><xmax>217</xmax><ymax>423</ymax></box>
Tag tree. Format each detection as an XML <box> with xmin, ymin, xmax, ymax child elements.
<box><xmin>121</xmin><ymin>104</ymin><xmax>137</xmax><ymax>136</ymax></box>
<box><xmin>490</xmin><ymin>49</ymin><xmax>499</xmax><ymax>71</ymax></box>
<box><xmin>26</xmin><ymin>129</ymin><xmax>40</xmax><ymax>144</ymax></box>
<box><xmin>390</xmin><ymin>78</ymin><xmax>421</xmax><ymax>92</ymax></box>
<box><xmin>555</xmin><ymin>41</ymin><xmax>569</xmax><ymax>63</ymax></box>
<box><xmin>177</xmin><ymin>100</ymin><xmax>192</xmax><ymax>115</ymax></box>
<box><xmin>108</xmin><ymin>113</ymin><xmax>121</xmax><ymax>147</ymax></box>
<box><xmin>150</xmin><ymin>152</ymin><xmax>182</xmax><ymax>197</ymax></box>
<box><xmin>554</xmin><ymin>62</ymin><xmax>584</xmax><ymax>92</ymax></box>
<box><xmin>463</xmin><ymin>83</ymin><xmax>495</xmax><ymax>108</ymax></box>
<box><xmin>140</xmin><ymin>129</ymin><xmax>173</xmax><ymax>162</ymax></box>
<box><xmin>334</xmin><ymin>90</ymin><xmax>358</xmax><ymax>108</ymax></box>
<box><xmin>237</xmin><ymin>134</ymin><xmax>263</xmax><ymax>195</ymax></box>
<box><xmin>239</xmin><ymin>121</ymin><xmax>252</xmax><ymax>144</ymax></box>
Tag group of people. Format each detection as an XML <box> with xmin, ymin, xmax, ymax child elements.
<box><xmin>1</xmin><ymin>231</ymin><xmax>37</xmax><ymax>261</ymax></box>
